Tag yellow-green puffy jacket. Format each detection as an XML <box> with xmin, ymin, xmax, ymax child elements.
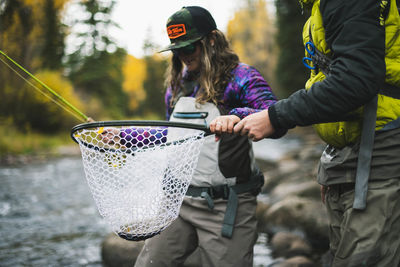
<box><xmin>303</xmin><ymin>0</ymin><xmax>400</xmax><ymax>148</ymax></box>
<box><xmin>268</xmin><ymin>0</ymin><xmax>400</xmax><ymax>148</ymax></box>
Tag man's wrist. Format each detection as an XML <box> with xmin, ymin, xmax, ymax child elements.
<box><xmin>268</xmin><ymin>105</ymin><xmax>280</xmax><ymax>130</ymax></box>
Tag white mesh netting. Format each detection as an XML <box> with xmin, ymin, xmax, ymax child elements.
<box><xmin>72</xmin><ymin>124</ymin><xmax>205</xmax><ymax>241</ymax></box>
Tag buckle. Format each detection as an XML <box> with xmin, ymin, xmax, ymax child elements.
<box><xmin>208</xmin><ymin>185</ymin><xmax>230</xmax><ymax>200</ymax></box>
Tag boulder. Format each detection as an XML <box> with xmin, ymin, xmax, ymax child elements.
<box><xmin>268</xmin><ymin>255</ymin><xmax>316</xmax><ymax>267</ymax></box>
<box><xmin>280</xmin><ymin>255</ymin><xmax>316</xmax><ymax>267</ymax></box>
<box><xmin>270</xmin><ymin>232</ymin><xmax>312</xmax><ymax>258</ymax></box>
<box><xmin>101</xmin><ymin>232</ymin><xmax>200</xmax><ymax>267</ymax></box>
<box><xmin>262</xmin><ymin>196</ymin><xmax>329</xmax><ymax>250</ymax></box>
<box><xmin>101</xmin><ymin>233</ymin><xmax>144</xmax><ymax>267</ymax></box>
<box><xmin>270</xmin><ymin>181</ymin><xmax>321</xmax><ymax>202</ymax></box>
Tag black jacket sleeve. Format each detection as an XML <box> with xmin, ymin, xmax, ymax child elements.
<box><xmin>269</xmin><ymin>0</ymin><xmax>386</xmax><ymax>130</ymax></box>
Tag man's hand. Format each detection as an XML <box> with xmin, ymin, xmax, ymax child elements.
<box><xmin>209</xmin><ymin>115</ymin><xmax>240</xmax><ymax>141</ymax></box>
<box><xmin>233</xmin><ymin>109</ymin><xmax>275</xmax><ymax>141</ymax></box>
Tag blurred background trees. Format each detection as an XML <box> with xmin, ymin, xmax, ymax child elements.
<box><xmin>274</xmin><ymin>0</ymin><xmax>310</xmax><ymax>98</ymax></box>
<box><xmin>0</xmin><ymin>0</ymin><xmax>309</xmax><ymax>153</ymax></box>
<box><xmin>228</xmin><ymin>0</ymin><xmax>278</xmax><ymax>93</ymax></box>
<box><xmin>64</xmin><ymin>0</ymin><xmax>128</xmax><ymax>120</ymax></box>
<box><xmin>0</xmin><ymin>0</ymin><xmax>70</xmax><ymax>131</ymax></box>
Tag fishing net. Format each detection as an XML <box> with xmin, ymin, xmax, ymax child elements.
<box><xmin>71</xmin><ymin>121</ymin><xmax>208</xmax><ymax>241</ymax></box>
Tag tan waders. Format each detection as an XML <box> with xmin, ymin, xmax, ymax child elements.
<box><xmin>326</xmin><ymin>179</ymin><xmax>400</xmax><ymax>266</ymax></box>
<box><xmin>320</xmin><ymin>128</ymin><xmax>400</xmax><ymax>266</ymax></box>
<box><xmin>134</xmin><ymin>192</ymin><xmax>258</xmax><ymax>267</ymax></box>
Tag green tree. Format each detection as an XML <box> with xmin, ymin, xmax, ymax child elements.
<box><xmin>0</xmin><ymin>0</ymin><xmax>31</xmax><ymax>124</ymax></box>
<box><xmin>139</xmin><ymin>36</ymin><xmax>168</xmax><ymax>118</ymax></box>
<box><xmin>0</xmin><ymin>0</ymin><xmax>72</xmax><ymax>132</ymax></box>
<box><xmin>65</xmin><ymin>0</ymin><xmax>128</xmax><ymax>119</ymax></box>
<box><xmin>274</xmin><ymin>0</ymin><xmax>310</xmax><ymax>98</ymax></box>
<box><xmin>141</xmin><ymin>55</ymin><xmax>168</xmax><ymax>118</ymax></box>
<box><xmin>41</xmin><ymin>0</ymin><xmax>66</xmax><ymax>70</ymax></box>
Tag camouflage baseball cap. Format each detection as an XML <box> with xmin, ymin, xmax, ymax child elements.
<box><xmin>160</xmin><ymin>6</ymin><xmax>217</xmax><ymax>52</ymax></box>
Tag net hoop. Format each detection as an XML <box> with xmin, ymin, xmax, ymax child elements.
<box><xmin>71</xmin><ymin>120</ymin><xmax>210</xmax><ymax>241</ymax></box>
<box><xmin>71</xmin><ymin>120</ymin><xmax>211</xmax><ymax>141</ymax></box>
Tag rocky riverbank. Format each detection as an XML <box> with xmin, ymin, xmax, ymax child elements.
<box><xmin>255</xmin><ymin>126</ymin><xmax>330</xmax><ymax>266</ymax></box>
<box><xmin>101</xmin><ymin>127</ymin><xmax>332</xmax><ymax>267</ymax></box>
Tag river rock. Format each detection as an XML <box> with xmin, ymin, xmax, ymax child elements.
<box><xmin>256</xmin><ymin>201</ymin><xmax>270</xmax><ymax>220</ymax></box>
<box><xmin>261</xmin><ymin>196</ymin><xmax>329</xmax><ymax>249</ymax></box>
<box><xmin>101</xmin><ymin>232</ymin><xmax>200</xmax><ymax>267</ymax></box>
<box><xmin>270</xmin><ymin>181</ymin><xmax>321</xmax><ymax>202</ymax></box>
<box><xmin>261</xmin><ymin>157</ymin><xmax>318</xmax><ymax>196</ymax></box>
<box><xmin>101</xmin><ymin>233</ymin><xmax>144</xmax><ymax>267</ymax></box>
<box><xmin>277</xmin><ymin>256</ymin><xmax>316</xmax><ymax>267</ymax></box>
<box><xmin>270</xmin><ymin>231</ymin><xmax>312</xmax><ymax>258</ymax></box>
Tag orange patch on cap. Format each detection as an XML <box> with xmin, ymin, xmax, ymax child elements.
<box><xmin>167</xmin><ymin>24</ymin><xmax>186</xmax><ymax>39</ymax></box>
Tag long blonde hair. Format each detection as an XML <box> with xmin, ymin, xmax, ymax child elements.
<box><xmin>166</xmin><ymin>29</ymin><xmax>239</xmax><ymax>107</ymax></box>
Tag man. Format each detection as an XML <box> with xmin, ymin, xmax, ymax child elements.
<box><xmin>211</xmin><ymin>0</ymin><xmax>400</xmax><ymax>266</ymax></box>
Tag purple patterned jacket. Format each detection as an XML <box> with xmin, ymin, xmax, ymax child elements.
<box><xmin>165</xmin><ymin>63</ymin><xmax>278</xmax><ymax>120</ymax></box>
<box><xmin>120</xmin><ymin>63</ymin><xmax>281</xmax><ymax>148</ymax></box>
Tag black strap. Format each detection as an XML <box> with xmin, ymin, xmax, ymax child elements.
<box><xmin>186</xmin><ymin>172</ymin><xmax>263</xmax><ymax>199</ymax></box>
<box><xmin>221</xmin><ymin>188</ymin><xmax>238</xmax><ymax>238</ymax></box>
<box><xmin>186</xmin><ymin>171</ymin><xmax>264</xmax><ymax>238</ymax></box>
<box><xmin>353</xmin><ymin>96</ymin><xmax>378</xmax><ymax>210</ymax></box>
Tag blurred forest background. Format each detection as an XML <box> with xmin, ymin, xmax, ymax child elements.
<box><xmin>0</xmin><ymin>0</ymin><xmax>309</xmax><ymax>156</ymax></box>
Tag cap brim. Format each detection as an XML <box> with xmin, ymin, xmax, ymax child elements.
<box><xmin>158</xmin><ymin>36</ymin><xmax>203</xmax><ymax>53</ymax></box>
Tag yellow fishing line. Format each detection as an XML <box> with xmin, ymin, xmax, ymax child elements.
<box><xmin>0</xmin><ymin>50</ymin><xmax>88</xmax><ymax>122</ymax></box>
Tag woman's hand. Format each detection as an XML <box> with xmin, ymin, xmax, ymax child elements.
<box><xmin>209</xmin><ymin>115</ymin><xmax>240</xmax><ymax>141</ymax></box>
<box><xmin>98</xmin><ymin>128</ymin><xmax>121</xmax><ymax>146</ymax></box>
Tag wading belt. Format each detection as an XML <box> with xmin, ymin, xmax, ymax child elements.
<box><xmin>185</xmin><ymin>170</ymin><xmax>264</xmax><ymax>238</ymax></box>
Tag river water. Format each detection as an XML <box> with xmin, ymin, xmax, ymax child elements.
<box><xmin>0</xmin><ymin>137</ymin><xmax>300</xmax><ymax>267</ymax></box>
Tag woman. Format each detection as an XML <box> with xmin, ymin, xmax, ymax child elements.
<box><xmin>134</xmin><ymin>6</ymin><xmax>283</xmax><ymax>267</ymax></box>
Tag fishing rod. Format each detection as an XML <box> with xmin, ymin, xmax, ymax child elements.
<box><xmin>0</xmin><ymin>49</ymin><xmax>90</xmax><ymax>122</ymax></box>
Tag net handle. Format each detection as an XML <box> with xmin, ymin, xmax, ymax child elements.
<box><xmin>70</xmin><ymin>120</ymin><xmax>212</xmax><ymax>144</ymax></box>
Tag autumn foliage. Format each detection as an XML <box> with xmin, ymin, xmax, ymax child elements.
<box><xmin>1</xmin><ymin>0</ymin><xmax>307</xmax><ymax>139</ymax></box>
